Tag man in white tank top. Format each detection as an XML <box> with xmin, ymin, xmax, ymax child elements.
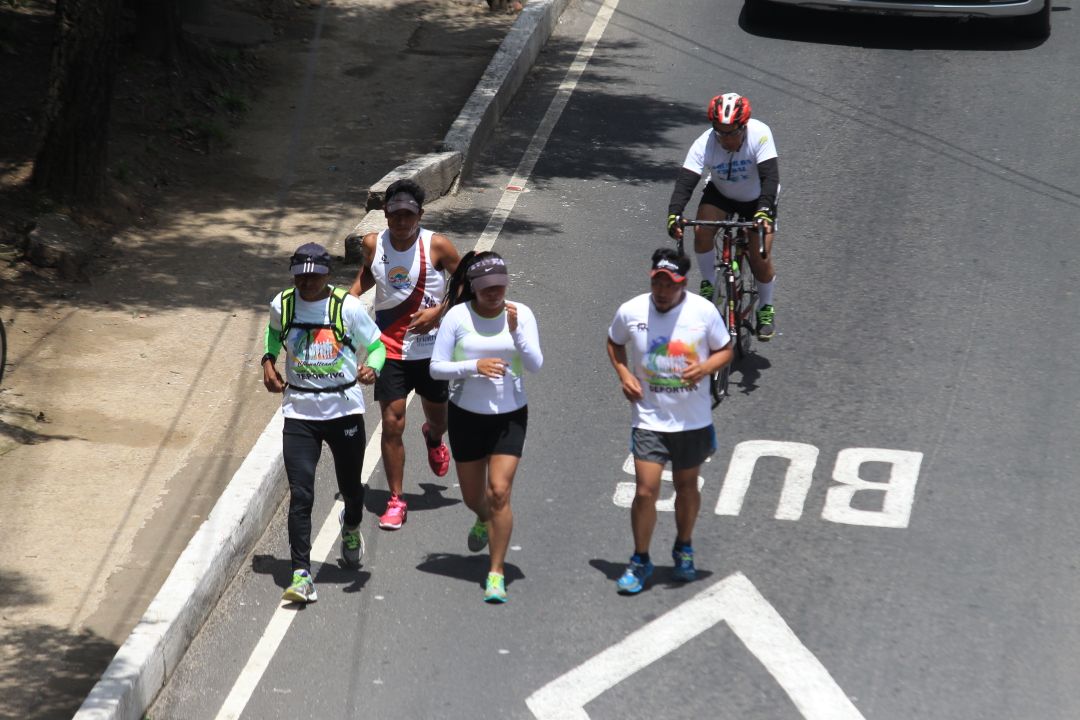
<box><xmin>349</xmin><ymin>179</ymin><xmax>461</xmax><ymax>531</ymax></box>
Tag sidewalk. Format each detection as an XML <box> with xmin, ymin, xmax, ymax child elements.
<box><xmin>0</xmin><ymin>1</ymin><xmax>559</xmax><ymax>717</ymax></box>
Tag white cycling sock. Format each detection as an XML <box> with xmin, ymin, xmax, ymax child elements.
<box><xmin>696</xmin><ymin>250</ymin><xmax>716</xmax><ymax>285</ymax></box>
<box><xmin>757</xmin><ymin>278</ymin><xmax>775</xmax><ymax>307</ymax></box>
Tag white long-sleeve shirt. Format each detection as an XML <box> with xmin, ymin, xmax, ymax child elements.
<box><xmin>429</xmin><ymin>301</ymin><xmax>543</xmax><ymax>415</ymax></box>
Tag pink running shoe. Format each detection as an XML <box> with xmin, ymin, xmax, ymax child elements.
<box><xmin>422</xmin><ymin>422</ymin><xmax>450</xmax><ymax>477</ymax></box>
<box><xmin>378</xmin><ymin>495</ymin><xmax>407</xmax><ymax>530</ymax></box>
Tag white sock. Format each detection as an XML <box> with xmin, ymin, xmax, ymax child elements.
<box><xmin>757</xmin><ymin>278</ymin><xmax>775</xmax><ymax>307</ymax></box>
<box><xmin>696</xmin><ymin>250</ymin><xmax>716</xmax><ymax>285</ymax></box>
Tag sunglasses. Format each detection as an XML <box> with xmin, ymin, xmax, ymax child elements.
<box><xmin>713</xmin><ymin>126</ymin><xmax>743</xmax><ymax>137</ymax></box>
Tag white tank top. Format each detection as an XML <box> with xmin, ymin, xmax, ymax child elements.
<box><xmin>370</xmin><ymin>228</ymin><xmax>446</xmax><ymax>360</ymax></box>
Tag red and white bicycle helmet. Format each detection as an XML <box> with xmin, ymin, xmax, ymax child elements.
<box><xmin>707</xmin><ymin>93</ymin><xmax>752</xmax><ymax>127</ymax></box>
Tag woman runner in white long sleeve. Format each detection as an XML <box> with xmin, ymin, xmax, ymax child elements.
<box><xmin>429</xmin><ymin>252</ymin><xmax>543</xmax><ymax>603</ymax></box>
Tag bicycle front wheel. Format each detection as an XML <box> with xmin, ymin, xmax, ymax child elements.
<box><xmin>733</xmin><ymin>259</ymin><xmax>757</xmax><ymax>355</ymax></box>
<box><xmin>710</xmin><ymin>268</ymin><xmax>740</xmax><ymax>407</ymax></box>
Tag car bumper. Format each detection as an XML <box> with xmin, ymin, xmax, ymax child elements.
<box><xmin>763</xmin><ymin>0</ymin><xmax>1045</xmax><ymax>18</ymax></box>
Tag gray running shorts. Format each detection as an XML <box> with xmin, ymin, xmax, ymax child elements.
<box><xmin>630</xmin><ymin>425</ymin><xmax>716</xmax><ymax>471</ymax></box>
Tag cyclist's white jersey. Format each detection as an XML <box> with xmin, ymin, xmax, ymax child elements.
<box><xmin>681</xmin><ymin>118</ymin><xmax>778</xmax><ymax>204</ymax></box>
<box><xmin>370</xmin><ymin>228</ymin><xmax>446</xmax><ymax>360</ymax></box>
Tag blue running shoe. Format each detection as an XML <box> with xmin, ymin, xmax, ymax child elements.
<box><xmin>616</xmin><ymin>558</ymin><xmax>654</xmax><ymax>595</ymax></box>
<box><xmin>671</xmin><ymin>546</ymin><xmax>697</xmax><ymax>582</ymax></box>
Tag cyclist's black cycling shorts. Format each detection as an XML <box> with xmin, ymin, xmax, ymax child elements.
<box><xmin>699</xmin><ymin>182</ymin><xmax>780</xmax><ymax>227</ymax></box>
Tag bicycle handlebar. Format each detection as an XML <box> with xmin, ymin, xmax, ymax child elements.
<box><xmin>679</xmin><ymin>218</ymin><xmax>767</xmax><ymax>259</ymax></box>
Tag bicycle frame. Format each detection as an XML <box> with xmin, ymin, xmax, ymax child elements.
<box><xmin>679</xmin><ymin>218</ymin><xmax>765</xmax><ymax>405</ymax></box>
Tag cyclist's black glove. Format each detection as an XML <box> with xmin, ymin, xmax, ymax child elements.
<box><xmin>753</xmin><ymin>209</ymin><xmax>773</xmax><ymax>225</ymax></box>
<box><xmin>667</xmin><ymin>213</ymin><xmax>682</xmax><ymax>239</ymax></box>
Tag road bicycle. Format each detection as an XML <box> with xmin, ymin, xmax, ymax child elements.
<box><xmin>678</xmin><ymin>217</ymin><xmax>766</xmax><ymax>406</ymax></box>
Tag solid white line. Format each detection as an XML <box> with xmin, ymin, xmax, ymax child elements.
<box><xmin>214</xmin><ymin>422</ymin><xmax>383</xmax><ymax>720</ymax></box>
<box><xmin>215</xmin><ymin>0</ymin><xmax>619</xmax><ymax>715</ymax></box>
<box><xmin>475</xmin><ymin>0</ymin><xmax>621</xmax><ymax>253</ymax></box>
<box><xmin>526</xmin><ymin>573</ymin><xmax>865</xmax><ymax>720</ymax></box>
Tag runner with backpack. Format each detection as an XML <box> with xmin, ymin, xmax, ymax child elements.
<box><xmin>262</xmin><ymin>242</ymin><xmax>386</xmax><ymax>603</ymax></box>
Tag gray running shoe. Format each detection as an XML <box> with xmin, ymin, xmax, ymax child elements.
<box><xmin>756</xmin><ymin>304</ymin><xmax>776</xmax><ymax>340</ymax></box>
<box><xmin>339</xmin><ymin>509</ymin><xmax>365</xmax><ymax>568</ymax></box>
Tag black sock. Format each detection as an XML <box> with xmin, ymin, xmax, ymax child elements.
<box><xmin>673</xmin><ymin>540</ymin><xmax>692</xmax><ymax>552</ymax></box>
<box><xmin>632</xmin><ymin>552</ymin><xmax>651</xmax><ymax>565</ymax></box>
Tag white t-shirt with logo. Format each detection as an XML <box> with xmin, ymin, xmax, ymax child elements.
<box><xmin>681</xmin><ymin>118</ymin><xmax>778</xmax><ymax>203</ymax></box>
<box><xmin>608</xmin><ymin>292</ymin><xmax>728</xmax><ymax>432</ymax></box>
<box><xmin>269</xmin><ymin>289</ymin><xmax>382</xmax><ymax>420</ymax></box>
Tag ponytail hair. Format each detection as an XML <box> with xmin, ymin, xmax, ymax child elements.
<box><xmin>446</xmin><ymin>250</ymin><xmax>502</xmax><ymax>307</ymax></box>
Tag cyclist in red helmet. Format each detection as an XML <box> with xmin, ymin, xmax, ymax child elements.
<box><xmin>667</xmin><ymin>92</ymin><xmax>780</xmax><ymax>340</ymax></box>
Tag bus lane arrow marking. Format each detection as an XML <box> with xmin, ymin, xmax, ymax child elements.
<box><xmin>525</xmin><ymin>572</ymin><xmax>865</xmax><ymax>720</ymax></box>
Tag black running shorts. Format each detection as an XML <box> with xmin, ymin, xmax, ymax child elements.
<box><xmin>374</xmin><ymin>358</ymin><xmax>449</xmax><ymax>404</ymax></box>
<box><xmin>447</xmin><ymin>403</ymin><xmax>528</xmax><ymax>462</ymax></box>
<box><xmin>700</xmin><ymin>182</ymin><xmax>780</xmax><ymax>227</ymax></box>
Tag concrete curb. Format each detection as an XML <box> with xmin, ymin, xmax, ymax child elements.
<box><xmin>442</xmin><ymin>0</ymin><xmax>573</xmax><ymax>177</ymax></box>
<box><xmin>73</xmin><ymin>1</ymin><xmax>572</xmax><ymax>718</ymax></box>
<box><xmin>344</xmin><ymin>0</ymin><xmax>572</xmax><ymax>255</ymax></box>
<box><xmin>74</xmin><ymin>412</ymin><xmax>286</xmax><ymax>719</ymax></box>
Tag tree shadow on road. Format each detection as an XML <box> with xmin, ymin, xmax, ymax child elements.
<box><xmin>0</xmin><ymin>568</ymin><xmax>119</xmax><ymax>720</ymax></box>
<box><xmin>0</xmin><ymin>407</ymin><xmax>82</xmax><ymax>450</ymax></box>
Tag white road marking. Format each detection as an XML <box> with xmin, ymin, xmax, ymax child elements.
<box><xmin>525</xmin><ymin>573</ymin><xmax>865</xmax><ymax>720</ymax></box>
<box><xmin>715</xmin><ymin>440</ymin><xmax>820</xmax><ymax>520</ymax></box>
<box><xmin>613</xmin><ymin>453</ymin><xmax>704</xmax><ymax>510</ymax></box>
<box><xmin>214</xmin><ymin>423</ymin><xmax>384</xmax><ymax>720</ymax></box>
<box><xmin>823</xmin><ymin>447</ymin><xmax>923</xmax><ymax>528</ymax></box>
<box><xmin>714</xmin><ymin>441</ymin><xmax>923</xmax><ymax>527</ymax></box>
<box><xmin>474</xmin><ymin>0</ymin><xmax>622</xmax><ymax>254</ymax></box>
<box><xmin>214</xmin><ymin>0</ymin><xmax>621</xmax><ymax>714</ymax></box>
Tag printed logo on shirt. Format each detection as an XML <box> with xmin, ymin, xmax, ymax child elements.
<box><xmin>387</xmin><ymin>265</ymin><xmax>411</xmax><ymax>291</ymax></box>
<box><xmin>289</xmin><ymin>328</ymin><xmax>347</xmax><ymax>374</ymax></box>
<box><xmin>644</xmin><ymin>336</ymin><xmax>698</xmax><ymax>391</ymax></box>
<box><xmin>713</xmin><ymin>158</ymin><xmax>753</xmax><ymax>183</ymax></box>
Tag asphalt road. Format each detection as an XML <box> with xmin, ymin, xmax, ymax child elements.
<box><xmin>151</xmin><ymin>0</ymin><xmax>1080</xmax><ymax>718</ymax></box>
